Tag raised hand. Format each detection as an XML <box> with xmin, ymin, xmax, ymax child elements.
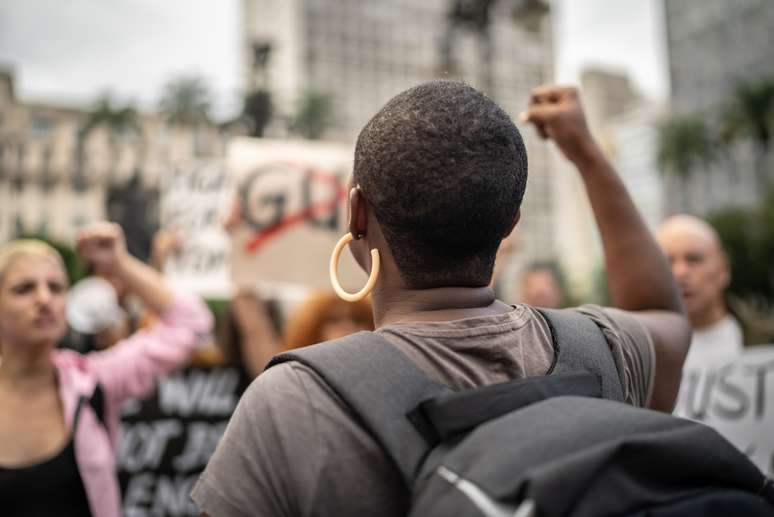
<box><xmin>520</xmin><ymin>85</ymin><xmax>599</xmax><ymax>166</ymax></box>
<box><xmin>77</xmin><ymin>222</ymin><xmax>129</xmax><ymax>275</ymax></box>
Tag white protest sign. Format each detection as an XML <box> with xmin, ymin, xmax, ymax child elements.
<box><xmin>160</xmin><ymin>161</ymin><xmax>233</xmax><ymax>298</ymax></box>
<box><xmin>673</xmin><ymin>345</ymin><xmax>774</xmax><ymax>476</ymax></box>
<box><xmin>226</xmin><ymin>137</ymin><xmax>367</xmax><ymax>292</ymax></box>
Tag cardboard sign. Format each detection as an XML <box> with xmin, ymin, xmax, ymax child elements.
<box><xmin>673</xmin><ymin>345</ymin><xmax>774</xmax><ymax>476</ymax></box>
<box><xmin>117</xmin><ymin>365</ymin><xmax>251</xmax><ymax>517</ymax></box>
<box><xmin>227</xmin><ymin>138</ymin><xmax>367</xmax><ymax>292</ymax></box>
<box><xmin>160</xmin><ymin>161</ymin><xmax>233</xmax><ymax>298</ymax></box>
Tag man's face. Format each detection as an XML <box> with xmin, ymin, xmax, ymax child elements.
<box><xmin>657</xmin><ymin>229</ymin><xmax>729</xmax><ymax>324</ymax></box>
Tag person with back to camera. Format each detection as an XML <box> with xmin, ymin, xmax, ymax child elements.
<box><xmin>0</xmin><ymin>222</ymin><xmax>213</xmax><ymax>517</ymax></box>
<box><xmin>191</xmin><ymin>81</ymin><xmax>693</xmax><ymax>516</ymax></box>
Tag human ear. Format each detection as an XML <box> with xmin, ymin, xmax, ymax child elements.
<box><xmin>348</xmin><ymin>186</ymin><xmax>369</xmax><ymax>238</ymax></box>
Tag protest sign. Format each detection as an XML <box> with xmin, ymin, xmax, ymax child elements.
<box><xmin>673</xmin><ymin>345</ymin><xmax>774</xmax><ymax>476</ymax></box>
<box><xmin>160</xmin><ymin>161</ymin><xmax>233</xmax><ymax>298</ymax></box>
<box><xmin>227</xmin><ymin>137</ymin><xmax>367</xmax><ymax>292</ymax></box>
<box><xmin>117</xmin><ymin>364</ymin><xmax>251</xmax><ymax>517</ymax></box>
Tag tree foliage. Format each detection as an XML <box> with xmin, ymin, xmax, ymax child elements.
<box><xmin>291</xmin><ymin>91</ymin><xmax>332</xmax><ymax>140</ymax></box>
<box><xmin>82</xmin><ymin>94</ymin><xmax>139</xmax><ymax>138</ymax></box>
<box><xmin>159</xmin><ymin>75</ymin><xmax>212</xmax><ymax>126</ymax></box>
<box><xmin>657</xmin><ymin>116</ymin><xmax>716</xmax><ymax>179</ymax></box>
<box><xmin>708</xmin><ymin>188</ymin><xmax>774</xmax><ymax>302</ymax></box>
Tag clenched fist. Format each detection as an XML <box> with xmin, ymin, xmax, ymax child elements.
<box><xmin>77</xmin><ymin>222</ymin><xmax>129</xmax><ymax>275</ymax></box>
<box><xmin>520</xmin><ymin>85</ymin><xmax>600</xmax><ymax>166</ymax></box>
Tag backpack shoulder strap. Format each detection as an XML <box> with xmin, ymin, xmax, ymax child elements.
<box><xmin>267</xmin><ymin>331</ymin><xmax>450</xmax><ymax>486</ymax></box>
<box><xmin>537</xmin><ymin>308</ymin><xmax>624</xmax><ymax>402</ymax></box>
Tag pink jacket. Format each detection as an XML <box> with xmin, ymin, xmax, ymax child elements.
<box><xmin>52</xmin><ymin>293</ymin><xmax>213</xmax><ymax>517</ymax></box>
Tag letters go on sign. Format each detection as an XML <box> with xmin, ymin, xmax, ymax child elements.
<box><xmin>228</xmin><ymin>137</ymin><xmax>367</xmax><ymax>291</ymax></box>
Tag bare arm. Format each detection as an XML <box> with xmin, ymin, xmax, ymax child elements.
<box><xmin>523</xmin><ymin>86</ymin><xmax>691</xmax><ymax>411</ymax></box>
<box><xmin>230</xmin><ymin>290</ymin><xmax>284</xmax><ymax>377</ymax></box>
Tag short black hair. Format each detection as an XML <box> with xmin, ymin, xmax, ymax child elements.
<box><xmin>354</xmin><ymin>80</ymin><xmax>528</xmax><ymax>288</ymax></box>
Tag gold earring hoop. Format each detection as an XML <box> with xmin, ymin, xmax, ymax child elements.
<box><xmin>329</xmin><ymin>233</ymin><xmax>380</xmax><ymax>302</ymax></box>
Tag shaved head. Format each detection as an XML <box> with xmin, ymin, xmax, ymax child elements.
<box><xmin>658</xmin><ymin>215</ymin><xmax>723</xmax><ymax>252</ymax></box>
<box><xmin>657</xmin><ymin>214</ymin><xmax>729</xmax><ymax>328</ymax></box>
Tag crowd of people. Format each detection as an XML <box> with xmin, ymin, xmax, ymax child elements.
<box><xmin>0</xmin><ymin>80</ymin><xmax>772</xmax><ymax>517</ymax></box>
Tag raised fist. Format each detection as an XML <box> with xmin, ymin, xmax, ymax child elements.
<box><xmin>77</xmin><ymin>222</ymin><xmax>129</xmax><ymax>274</ymax></box>
<box><xmin>521</xmin><ymin>85</ymin><xmax>597</xmax><ymax>165</ymax></box>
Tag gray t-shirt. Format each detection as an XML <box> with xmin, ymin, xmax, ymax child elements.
<box><xmin>192</xmin><ymin>304</ymin><xmax>654</xmax><ymax>517</ymax></box>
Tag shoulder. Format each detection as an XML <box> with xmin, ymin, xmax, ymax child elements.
<box><xmin>571</xmin><ymin>305</ymin><xmax>654</xmax><ymax>349</ymax></box>
<box><xmin>569</xmin><ymin>305</ymin><xmax>656</xmax><ymax>407</ymax></box>
<box><xmin>237</xmin><ymin>361</ymin><xmax>347</xmax><ymax>432</ymax></box>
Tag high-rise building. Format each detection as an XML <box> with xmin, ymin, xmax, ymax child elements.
<box><xmin>243</xmin><ymin>0</ymin><xmax>557</xmax><ymax>297</ymax></box>
<box><xmin>663</xmin><ymin>0</ymin><xmax>774</xmax><ymax>214</ymax></box>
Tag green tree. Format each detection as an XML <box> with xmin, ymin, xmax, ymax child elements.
<box><xmin>76</xmin><ymin>94</ymin><xmax>139</xmax><ymax>188</ymax></box>
<box><xmin>722</xmin><ymin>77</ymin><xmax>774</xmax><ymax>191</ymax></box>
<box><xmin>708</xmin><ymin>188</ymin><xmax>774</xmax><ymax>302</ymax></box>
<box><xmin>291</xmin><ymin>91</ymin><xmax>332</xmax><ymax>140</ymax></box>
<box><xmin>159</xmin><ymin>76</ymin><xmax>212</xmax><ymax>126</ymax></box>
<box><xmin>657</xmin><ymin>116</ymin><xmax>717</xmax><ymax>210</ymax></box>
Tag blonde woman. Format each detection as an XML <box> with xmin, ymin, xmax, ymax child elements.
<box><xmin>0</xmin><ymin>222</ymin><xmax>213</xmax><ymax>517</ymax></box>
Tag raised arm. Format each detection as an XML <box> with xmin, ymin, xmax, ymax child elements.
<box><xmin>78</xmin><ymin>222</ymin><xmax>213</xmax><ymax>401</ymax></box>
<box><xmin>522</xmin><ymin>86</ymin><xmax>691</xmax><ymax>411</ymax></box>
<box><xmin>78</xmin><ymin>222</ymin><xmax>173</xmax><ymax>315</ymax></box>
<box><xmin>230</xmin><ymin>290</ymin><xmax>284</xmax><ymax>377</ymax></box>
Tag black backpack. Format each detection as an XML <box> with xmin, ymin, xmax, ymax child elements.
<box><xmin>268</xmin><ymin>309</ymin><xmax>774</xmax><ymax>516</ymax></box>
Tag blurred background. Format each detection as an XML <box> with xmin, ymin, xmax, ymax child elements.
<box><xmin>0</xmin><ymin>0</ymin><xmax>772</xmax><ymax>307</ymax></box>
<box><xmin>3</xmin><ymin>2</ymin><xmax>774</xmax><ymax>515</ymax></box>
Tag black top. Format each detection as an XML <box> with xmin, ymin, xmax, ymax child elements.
<box><xmin>0</xmin><ymin>397</ymin><xmax>92</xmax><ymax>517</ymax></box>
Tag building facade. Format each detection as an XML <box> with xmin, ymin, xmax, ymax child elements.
<box><xmin>0</xmin><ymin>67</ymin><xmax>224</xmax><ymax>257</ymax></box>
<box><xmin>243</xmin><ymin>0</ymin><xmax>557</xmax><ymax>299</ymax></box>
<box><xmin>663</xmin><ymin>0</ymin><xmax>774</xmax><ymax>215</ymax></box>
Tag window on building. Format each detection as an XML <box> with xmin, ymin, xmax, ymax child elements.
<box><xmin>30</xmin><ymin>115</ymin><xmax>54</xmax><ymax>138</ymax></box>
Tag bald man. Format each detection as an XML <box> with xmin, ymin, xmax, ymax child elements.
<box><xmin>657</xmin><ymin>215</ymin><xmax>743</xmax><ymax>369</ymax></box>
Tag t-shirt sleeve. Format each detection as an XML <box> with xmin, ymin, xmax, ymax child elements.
<box><xmin>191</xmin><ymin>363</ymin><xmax>319</xmax><ymax>517</ymax></box>
<box><xmin>572</xmin><ymin>305</ymin><xmax>656</xmax><ymax>407</ymax></box>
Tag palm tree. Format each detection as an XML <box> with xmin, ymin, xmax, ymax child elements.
<box><xmin>76</xmin><ymin>94</ymin><xmax>139</xmax><ymax>189</ymax></box>
<box><xmin>291</xmin><ymin>91</ymin><xmax>332</xmax><ymax>140</ymax></box>
<box><xmin>158</xmin><ymin>76</ymin><xmax>212</xmax><ymax>126</ymax></box>
<box><xmin>657</xmin><ymin>116</ymin><xmax>717</xmax><ymax>211</ymax></box>
<box><xmin>722</xmin><ymin>77</ymin><xmax>774</xmax><ymax>192</ymax></box>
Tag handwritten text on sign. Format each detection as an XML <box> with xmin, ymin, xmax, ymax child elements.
<box><xmin>673</xmin><ymin>345</ymin><xmax>774</xmax><ymax>476</ymax></box>
<box><xmin>161</xmin><ymin>161</ymin><xmax>232</xmax><ymax>298</ymax></box>
<box><xmin>117</xmin><ymin>366</ymin><xmax>250</xmax><ymax>517</ymax></box>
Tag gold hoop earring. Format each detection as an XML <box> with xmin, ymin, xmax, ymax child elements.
<box><xmin>329</xmin><ymin>233</ymin><xmax>380</xmax><ymax>302</ymax></box>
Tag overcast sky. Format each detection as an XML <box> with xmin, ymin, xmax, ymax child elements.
<box><xmin>0</xmin><ymin>0</ymin><xmax>668</xmax><ymax>119</ymax></box>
